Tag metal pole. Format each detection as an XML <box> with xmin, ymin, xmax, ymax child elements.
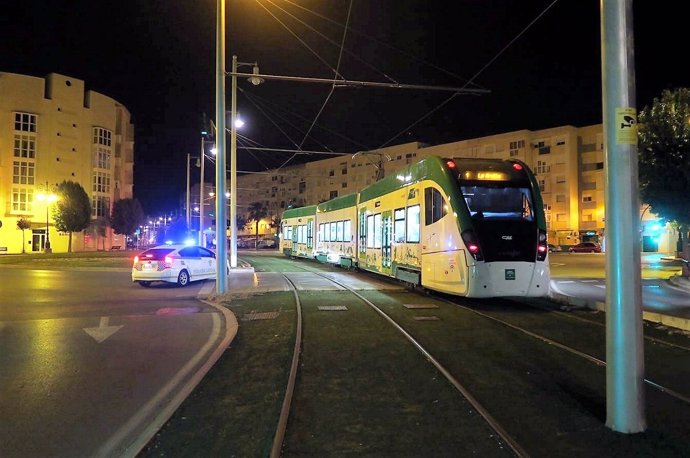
<box><xmin>186</xmin><ymin>153</ymin><xmax>191</xmax><ymax>229</ymax></box>
<box><xmin>601</xmin><ymin>0</ymin><xmax>645</xmax><ymax>432</ymax></box>
<box><xmin>230</xmin><ymin>55</ymin><xmax>238</xmax><ymax>268</ymax></box>
<box><xmin>199</xmin><ymin>137</ymin><xmax>205</xmax><ymax>246</ymax></box>
<box><xmin>45</xmin><ymin>202</ymin><xmax>51</xmax><ymax>252</ymax></box>
<box><xmin>215</xmin><ymin>0</ymin><xmax>228</xmax><ymax>294</ymax></box>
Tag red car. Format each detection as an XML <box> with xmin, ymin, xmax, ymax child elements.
<box><xmin>568</xmin><ymin>242</ymin><xmax>602</xmax><ymax>253</ymax></box>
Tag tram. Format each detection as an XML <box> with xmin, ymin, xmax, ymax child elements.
<box><xmin>280</xmin><ymin>156</ymin><xmax>550</xmax><ymax>298</ymax></box>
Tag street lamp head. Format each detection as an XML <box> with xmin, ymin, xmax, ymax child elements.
<box><xmin>248</xmin><ymin>65</ymin><xmax>264</xmax><ymax>86</ymax></box>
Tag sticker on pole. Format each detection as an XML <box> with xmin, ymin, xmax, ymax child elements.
<box><xmin>616</xmin><ymin>108</ymin><xmax>638</xmax><ymax>144</ymax></box>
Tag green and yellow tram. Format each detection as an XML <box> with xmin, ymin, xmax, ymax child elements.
<box><xmin>280</xmin><ymin>156</ymin><xmax>550</xmax><ymax>298</ymax></box>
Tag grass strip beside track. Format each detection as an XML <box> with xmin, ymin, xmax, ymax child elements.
<box><xmin>140</xmin><ymin>292</ymin><xmax>296</xmax><ymax>457</ymax></box>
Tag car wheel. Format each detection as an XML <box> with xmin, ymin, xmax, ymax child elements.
<box><xmin>139</xmin><ymin>281</ymin><xmax>151</xmax><ymax>287</ymax></box>
<box><xmin>177</xmin><ymin>270</ymin><xmax>190</xmax><ymax>287</ymax></box>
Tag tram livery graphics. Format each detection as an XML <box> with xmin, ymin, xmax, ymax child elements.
<box><xmin>280</xmin><ymin>156</ymin><xmax>550</xmax><ymax>298</ymax></box>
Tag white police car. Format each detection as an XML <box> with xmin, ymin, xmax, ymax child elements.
<box><xmin>132</xmin><ymin>243</ymin><xmax>226</xmax><ymax>287</ymax></box>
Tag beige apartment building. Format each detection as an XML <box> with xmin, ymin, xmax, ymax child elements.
<box><xmin>235</xmin><ymin>124</ymin><xmax>675</xmax><ymax>253</ymax></box>
<box><xmin>0</xmin><ymin>72</ymin><xmax>134</xmax><ymax>254</ymax></box>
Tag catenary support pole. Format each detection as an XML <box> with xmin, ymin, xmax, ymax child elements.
<box><xmin>215</xmin><ymin>0</ymin><xmax>228</xmax><ymax>294</ymax></box>
<box><xmin>601</xmin><ymin>0</ymin><xmax>645</xmax><ymax>432</ymax></box>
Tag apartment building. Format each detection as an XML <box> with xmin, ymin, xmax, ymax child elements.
<box><xmin>0</xmin><ymin>72</ymin><xmax>134</xmax><ymax>253</ymax></box>
<box><xmin>234</xmin><ymin>124</ymin><xmax>675</xmax><ymax>252</ymax></box>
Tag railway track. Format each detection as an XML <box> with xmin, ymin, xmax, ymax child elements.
<box><xmin>142</xmin><ymin>254</ymin><xmax>690</xmax><ymax>457</ymax></box>
<box><xmin>256</xmin><ymin>255</ymin><xmax>690</xmax><ymax>457</ymax></box>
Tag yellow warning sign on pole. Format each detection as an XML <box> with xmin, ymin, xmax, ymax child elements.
<box><xmin>615</xmin><ymin>107</ymin><xmax>638</xmax><ymax>144</ymax></box>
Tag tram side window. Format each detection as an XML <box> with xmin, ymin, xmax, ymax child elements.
<box><xmin>424</xmin><ymin>188</ymin><xmax>447</xmax><ymax>225</ymax></box>
<box><xmin>307</xmin><ymin>221</ymin><xmax>313</xmax><ymax>248</ymax></box>
<box><xmin>406</xmin><ymin>205</ymin><xmax>421</xmax><ymax>243</ymax></box>
<box><xmin>366</xmin><ymin>214</ymin><xmax>375</xmax><ymax>248</ymax></box>
<box><xmin>298</xmin><ymin>225</ymin><xmax>306</xmax><ymax>243</ymax></box>
<box><xmin>284</xmin><ymin>225</ymin><xmax>292</xmax><ymax>241</ymax></box>
<box><xmin>336</xmin><ymin>221</ymin><xmax>344</xmax><ymax>242</ymax></box>
<box><xmin>344</xmin><ymin>219</ymin><xmax>352</xmax><ymax>242</ymax></box>
<box><xmin>394</xmin><ymin>208</ymin><xmax>405</xmax><ymax>243</ymax></box>
<box><xmin>373</xmin><ymin>213</ymin><xmax>382</xmax><ymax>248</ymax></box>
<box><xmin>330</xmin><ymin>222</ymin><xmax>337</xmax><ymax>242</ymax></box>
<box><xmin>318</xmin><ymin>223</ymin><xmax>325</xmax><ymax>242</ymax></box>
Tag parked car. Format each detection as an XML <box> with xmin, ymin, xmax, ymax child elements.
<box><xmin>132</xmin><ymin>243</ymin><xmax>228</xmax><ymax>287</ymax></box>
<box><xmin>257</xmin><ymin>239</ymin><xmax>277</xmax><ymax>249</ymax></box>
<box><xmin>548</xmin><ymin>244</ymin><xmax>561</xmax><ymax>253</ymax></box>
<box><xmin>568</xmin><ymin>242</ymin><xmax>602</xmax><ymax>253</ymax></box>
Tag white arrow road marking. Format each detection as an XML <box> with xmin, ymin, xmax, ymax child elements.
<box><xmin>83</xmin><ymin>316</ymin><xmax>123</xmax><ymax>343</ymax></box>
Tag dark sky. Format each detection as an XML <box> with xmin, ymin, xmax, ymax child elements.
<box><xmin>1</xmin><ymin>1</ymin><xmax>688</xmax><ymax>215</ymax></box>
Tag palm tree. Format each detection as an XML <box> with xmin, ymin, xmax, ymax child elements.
<box><xmin>247</xmin><ymin>202</ymin><xmax>268</xmax><ymax>250</ymax></box>
<box><xmin>16</xmin><ymin>218</ymin><xmax>31</xmax><ymax>253</ymax></box>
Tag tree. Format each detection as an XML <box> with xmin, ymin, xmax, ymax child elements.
<box><xmin>247</xmin><ymin>202</ymin><xmax>268</xmax><ymax>249</ymax></box>
<box><xmin>16</xmin><ymin>218</ymin><xmax>31</xmax><ymax>254</ymax></box>
<box><xmin>638</xmin><ymin>88</ymin><xmax>690</xmax><ymax>275</ymax></box>
<box><xmin>110</xmin><ymin>198</ymin><xmax>145</xmax><ymax>242</ymax></box>
<box><xmin>53</xmin><ymin>181</ymin><xmax>92</xmax><ymax>252</ymax></box>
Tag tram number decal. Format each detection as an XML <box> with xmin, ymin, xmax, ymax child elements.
<box><xmin>505</xmin><ymin>269</ymin><xmax>516</xmax><ymax>280</ymax></box>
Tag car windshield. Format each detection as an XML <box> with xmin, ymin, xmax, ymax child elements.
<box><xmin>138</xmin><ymin>248</ymin><xmax>175</xmax><ymax>260</ymax></box>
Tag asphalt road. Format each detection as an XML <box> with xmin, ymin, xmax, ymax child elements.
<box><xmin>0</xmin><ymin>269</ymin><xmax>230</xmax><ymax>458</ymax></box>
<box><xmin>549</xmin><ymin>252</ymin><xmax>690</xmax><ymax>319</ymax></box>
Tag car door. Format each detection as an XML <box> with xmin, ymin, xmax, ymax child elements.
<box><xmin>198</xmin><ymin>247</ymin><xmax>216</xmax><ymax>277</ymax></box>
<box><xmin>178</xmin><ymin>247</ymin><xmax>201</xmax><ymax>277</ymax></box>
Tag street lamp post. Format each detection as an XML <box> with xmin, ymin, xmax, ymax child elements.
<box><xmin>230</xmin><ymin>55</ymin><xmax>263</xmax><ymax>268</ymax></box>
<box><xmin>36</xmin><ymin>183</ymin><xmax>57</xmax><ymax>253</ymax></box>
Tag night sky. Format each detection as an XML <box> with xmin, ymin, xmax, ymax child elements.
<box><xmin>1</xmin><ymin>1</ymin><xmax>688</xmax><ymax>215</ymax></box>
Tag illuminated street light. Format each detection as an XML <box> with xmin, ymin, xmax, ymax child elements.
<box><xmin>36</xmin><ymin>183</ymin><xmax>58</xmax><ymax>253</ymax></box>
<box><xmin>230</xmin><ymin>55</ymin><xmax>263</xmax><ymax>269</ymax></box>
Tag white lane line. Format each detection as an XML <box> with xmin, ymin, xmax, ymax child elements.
<box><xmin>557</xmin><ymin>280</ymin><xmax>575</xmax><ymax>284</ymax></box>
<box><xmin>594</xmin><ymin>284</ymin><xmax>606</xmax><ymax>289</ymax></box>
<box><xmin>97</xmin><ymin>302</ymin><xmax>237</xmax><ymax>458</ymax></box>
<box><xmin>581</xmin><ymin>280</ymin><xmax>598</xmax><ymax>283</ymax></box>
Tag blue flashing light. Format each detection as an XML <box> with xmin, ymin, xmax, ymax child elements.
<box><xmin>164</xmin><ymin>240</ymin><xmax>173</xmax><ymax>245</ymax></box>
<box><xmin>184</xmin><ymin>238</ymin><xmax>196</xmax><ymax>246</ymax></box>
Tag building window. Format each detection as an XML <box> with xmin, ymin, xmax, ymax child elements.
<box><xmin>298</xmin><ymin>181</ymin><xmax>306</xmax><ymax>193</ymax></box>
<box><xmin>341</xmin><ymin>162</ymin><xmax>347</xmax><ymax>175</ymax></box>
<box><xmin>93</xmin><ymin>127</ymin><xmax>112</xmax><ymax>147</ymax></box>
<box><xmin>556</xmin><ymin>175</ymin><xmax>566</xmax><ymax>183</ymax></box>
<box><xmin>11</xmin><ymin>187</ymin><xmax>33</xmax><ymax>212</ymax></box>
<box><xmin>14</xmin><ymin>112</ymin><xmax>37</xmax><ymax>132</ymax></box>
<box><xmin>329</xmin><ymin>169</ymin><xmax>335</xmax><ymax>177</ymax></box>
<box><xmin>536</xmin><ymin>161</ymin><xmax>550</xmax><ymax>174</ymax></box>
<box><xmin>93</xmin><ymin>171</ymin><xmax>111</xmax><ymax>193</ymax></box>
<box><xmin>538</xmin><ymin>179</ymin><xmax>545</xmax><ymax>192</ymax></box>
<box><xmin>556</xmin><ymin>213</ymin><xmax>567</xmax><ymax>222</ymax></box>
<box><xmin>556</xmin><ymin>194</ymin><xmax>565</xmax><ymax>203</ymax></box>
<box><xmin>329</xmin><ymin>190</ymin><xmax>338</xmax><ymax>199</ymax></box>
<box><xmin>13</xmin><ymin>161</ymin><xmax>35</xmax><ymax>185</ymax></box>
<box><xmin>94</xmin><ymin>148</ymin><xmax>111</xmax><ymax>169</ymax></box>
<box><xmin>14</xmin><ymin>135</ymin><xmax>36</xmax><ymax>158</ymax></box>
<box><xmin>92</xmin><ymin>196</ymin><xmax>110</xmax><ymax>218</ymax></box>
<box><xmin>509</xmin><ymin>140</ymin><xmax>525</xmax><ymax>156</ymax></box>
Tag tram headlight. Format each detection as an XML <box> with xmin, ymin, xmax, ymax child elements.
<box><xmin>537</xmin><ymin>230</ymin><xmax>548</xmax><ymax>261</ymax></box>
<box><xmin>461</xmin><ymin>229</ymin><xmax>484</xmax><ymax>262</ymax></box>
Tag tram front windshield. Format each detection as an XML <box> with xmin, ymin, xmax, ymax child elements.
<box><xmin>461</xmin><ymin>185</ymin><xmax>534</xmax><ymax>221</ymax></box>
<box><xmin>461</xmin><ymin>184</ymin><xmax>538</xmax><ymax>262</ymax></box>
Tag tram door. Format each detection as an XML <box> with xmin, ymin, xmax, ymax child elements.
<box><xmin>291</xmin><ymin>224</ymin><xmax>298</xmax><ymax>256</ymax></box>
<box><xmin>382</xmin><ymin>211</ymin><xmax>392</xmax><ymax>274</ymax></box>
